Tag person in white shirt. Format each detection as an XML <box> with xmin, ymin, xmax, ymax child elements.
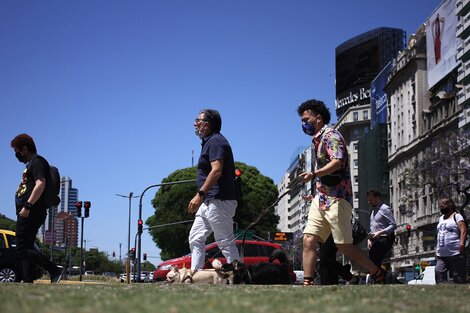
<box><xmin>435</xmin><ymin>197</ymin><xmax>467</xmax><ymax>284</ymax></box>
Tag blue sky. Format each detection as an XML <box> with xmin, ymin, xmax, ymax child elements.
<box><xmin>0</xmin><ymin>0</ymin><xmax>441</xmax><ymax>265</ymax></box>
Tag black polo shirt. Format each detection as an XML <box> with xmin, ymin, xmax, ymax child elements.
<box><xmin>197</xmin><ymin>133</ymin><xmax>236</xmax><ymax>201</ymax></box>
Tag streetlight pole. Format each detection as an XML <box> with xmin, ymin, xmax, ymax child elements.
<box><xmin>136</xmin><ymin>179</ymin><xmax>197</xmax><ymax>282</ymax></box>
<box><xmin>116</xmin><ymin>192</ymin><xmax>139</xmax><ymax>259</ymax></box>
<box><xmin>116</xmin><ymin>192</ymin><xmax>139</xmax><ymax>284</ymax></box>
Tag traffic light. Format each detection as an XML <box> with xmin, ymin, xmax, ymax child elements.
<box><xmin>234</xmin><ymin>169</ymin><xmax>242</xmax><ymax>200</ymax></box>
<box><xmin>129</xmin><ymin>248</ymin><xmax>136</xmax><ymax>259</ymax></box>
<box><xmin>112</xmin><ymin>251</ymin><xmax>116</xmax><ymax>258</ymax></box>
<box><xmin>143</xmin><ymin>253</ymin><xmax>147</xmax><ymax>261</ymax></box>
<box><xmin>138</xmin><ymin>219</ymin><xmax>143</xmax><ymax>234</ymax></box>
<box><xmin>84</xmin><ymin>201</ymin><xmax>91</xmax><ymax>218</ymax></box>
<box><xmin>76</xmin><ymin>201</ymin><xmax>83</xmax><ymax>217</ymax></box>
<box><xmin>406</xmin><ymin>224</ymin><xmax>411</xmax><ymax>237</ymax></box>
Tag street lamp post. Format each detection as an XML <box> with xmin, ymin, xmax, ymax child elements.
<box><xmin>116</xmin><ymin>192</ymin><xmax>139</xmax><ymax>284</ymax></box>
<box><xmin>136</xmin><ymin>179</ymin><xmax>197</xmax><ymax>282</ymax></box>
<box><xmin>116</xmin><ymin>193</ymin><xmax>139</xmax><ymax>259</ymax></box>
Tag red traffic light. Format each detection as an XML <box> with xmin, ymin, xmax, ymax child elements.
<box><xmin>75</xmin><ymin>201</ymin><xmax>83</xmax><ymax>209</ymax></box>
<box><xmin>138</xmin><ymin>219</ymin><xmax>143</xmax><ymax>225</ymax></box>
<box><xmin>406</xmin><ymin>224</ymin><xmax>411</xmax><ymax>230</ymax></box>
<box><xmin>84</xmin><ymin>201</ymin><xmax>91</xmax><ymax>209</ymax></box>
<box><xmin>235</xmin><ymin>169</ymin><xmax>241</xmax><ymax>177</ymax></box>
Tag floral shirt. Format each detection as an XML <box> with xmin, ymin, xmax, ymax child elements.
<box><xmin>313</xmin><ymin>125</ymin><xmax>353</xmax><ymax>210</ymax></box>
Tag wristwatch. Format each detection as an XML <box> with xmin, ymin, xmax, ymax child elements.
<box><xmin>198</xmin><ymin>190</ymin><xmax>205</xmax><ymax>197</ymax></box>
<box><xmin>24</xmin><ymin>201</ymin><xmax>33</xmax><ymax>210</ymax></box>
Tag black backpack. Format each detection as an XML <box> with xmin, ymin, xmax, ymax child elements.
<box><xmin>31</xmin><ymin>155</ymin><xmax>61</xmax><ymax>208</ymax></box>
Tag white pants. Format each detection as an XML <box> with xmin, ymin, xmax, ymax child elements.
<box><xmin>189</xmin><ymin>199</ymin><xmax>239</xmax><ymax>270</ymax></box>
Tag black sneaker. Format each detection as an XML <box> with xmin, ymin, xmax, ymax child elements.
<box><xmin>50</xmin><ymin>267</ymin><xmax>63</xmax><ymax>283</ymax></box>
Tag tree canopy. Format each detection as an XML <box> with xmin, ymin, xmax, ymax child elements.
<box><xmin>146</xmin><ymin>162</ymin><xmax>279</xmax><ymax>261</ymax></box>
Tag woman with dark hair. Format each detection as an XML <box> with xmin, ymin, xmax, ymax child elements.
<box><xmin>435</xmin><ymin>197</ymin><xmax>467</xmax><ymax>284</ymax></box>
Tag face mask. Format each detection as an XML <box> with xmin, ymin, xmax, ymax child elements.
<box><xmin>302</xmin><ymin>121</ymin><xmax>316</xmax><ymax>136</ymax></box>
<box><xmin>440</xmin><ymin>208</ymin><xmax>450</xmax><ymax>215</ymax></box>
<box><xmin>15</xmin><ymin>151</ymin><xmax>25</xmax><ymax>163</ymax></box>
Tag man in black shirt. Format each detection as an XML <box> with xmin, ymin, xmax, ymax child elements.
<box><xmin>187</xmin><ymin>109</ymin><xmax>240</xmax><ymax>270</ymax></box>
<box><xmin>11</xmin><ymin>133</ymin><xmax>62</xmax><ymax>283</ymax></box>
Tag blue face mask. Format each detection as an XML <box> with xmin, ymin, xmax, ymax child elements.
<box><xmin>302</xmin><ymin>121</ymin><xmax>316</xmax><ymax>136</ymax></box>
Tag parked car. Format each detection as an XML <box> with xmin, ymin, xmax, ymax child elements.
<box><xmin>0</xmin><ymin>229</ymin><xmax>43</xmax><ymax>282</ymax></box>
<box><xmin>407</xmin><ymin>266</ymin><xmax>436</xmax><ymax>285</ymax></box>
<box><xmin>153</xmin><ymin>240</ymin><xmax>292</xmax><ymax>282</ymax></box>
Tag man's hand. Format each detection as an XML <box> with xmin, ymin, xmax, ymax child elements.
<box><xmin>368</xmin><ymin>231</ymin><xmax>382</xmax><ymax>240</ymax></box>
<box><xmin>298</xmin><ymin>172</ymin><xmax>315</xmax><ymax>183</ymax></box>
<box><xmin>18</xmin><ymin>207</ymin><xmax>30</xmax><ymax>218</ymax></box>
<box><xmin>367</xmin><ymin>239</ymin><xmax>372</xmax><ymax>249</ymax></box>
<box><xmin>187</xmin><ymin>194</ymin><xmax>203</xmax><ymax>214</ymax></box>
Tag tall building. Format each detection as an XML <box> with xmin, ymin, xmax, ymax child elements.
<box><xmin>45</xmin><ymin>176</ymin><xmax>79</xmax><ymax>247</ymax></box>
<box><xmin>335</xmin><ymin>27</ymin><xmax>406</xmax><ymax>221</ymax></box>
<box><xmin>275</xmin><ymin>147</ymin><xmax>313</xmax><ymax>236</ymax></box>
<box><xmin>335</xmin><ymin>27</ymin><xmax>406</xmax><ymax>119</ymax></box>
<box><xmin>385</xmin><ymin>0</ymin><xmax>469</xmax><ymax>280</ymax></box>
<box><xmin>456</xmin><ymin>0</ymin><xmax>470</xmax><ymax>149</ymax></box>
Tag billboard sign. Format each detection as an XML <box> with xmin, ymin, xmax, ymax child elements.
<box><xmin>370</xmin><ymin>61</ymin><xmax>392</xmax><ymax>129</ymax></box>
<box><xmin>426</xmin><ymin>0</ymin><xmax>459</xmax><ymax>88</ymax></box>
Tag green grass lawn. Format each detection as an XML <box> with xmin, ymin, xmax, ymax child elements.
<box><xmin>1</xmin><ymin>283</ymin><xmax>470</xmax><ymax>313</ymax></box>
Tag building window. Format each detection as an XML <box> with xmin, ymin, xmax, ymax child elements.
<box><xmin>354</xmin><ymin>176</ymin><xmax>359</xmax><ymax>185</ymax></box>
<box><xmin>353</xmin><ymin>112</ymin><xmax>359</xmax><ymax>122</ymax></box>
<box><xmin>353</xmin><ymin>159</ymin><xmax>358</xmax><ymax>168</ymax></box>
<box><xmin>363</xmin><ymin>110</ymin><xmax>368</xmax><ymax>119</ymax></box>
<box><xmin>354</xmin><ymin>192</ymin><xmax>359</xmax><ymax>200</ymax></box>
<box><xmin>353</xmin><ymin>143</ymin><xmax>358</xmax><ymax>151</ymax></box>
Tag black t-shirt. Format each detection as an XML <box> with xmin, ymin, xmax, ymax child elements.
<box><xmin>15</xmin><ymin>154</ymin><xmax>49</xmax><ymax>214</ymax></box>
<box><xmin>197</xmin><ymin>133</ymin><xmax>236</xmax><ymax>201</ymax></box>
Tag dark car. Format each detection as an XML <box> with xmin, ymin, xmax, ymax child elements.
<box><xmin>0</xmin><ymin>229</ymin><xmax>43</xmax><ymax>282</ymax></box>
<box><xmin>153</xmin><ymin>240</ymin><xmax>293</xmax><ymax>282</ymax></box>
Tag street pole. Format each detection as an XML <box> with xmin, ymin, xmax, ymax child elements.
<box><xmin>116</xmin><ymin>192</ymin><xmax>139</xmax><ymax>284</ymax></box>
<box><xmin>79</xmin><ymin>216</ymin><xmax>84</xmax><ymax>281</ymax></box>
<box><xmin>137</xmin><ymin>179</ymin><xmax>197</xmax><ymax>282</ymax></box>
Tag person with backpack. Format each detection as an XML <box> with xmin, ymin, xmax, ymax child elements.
<box><xmin>435</xmin><ymin>196</ymin><xmax>467</xmax><ymax>284</ymax></box>
<box><xmin>11</xmin><ymin>133</ymin><xmax>63</xmax><ymax>283</ymax></box>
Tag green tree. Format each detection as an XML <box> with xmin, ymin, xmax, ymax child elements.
<box><xmin>146</xmin><ymin>162</ymin><xmax>279</xmax><ymax>260</ymax></box>
<box><xmin>0</xmin><ymin>214</ymin><xmax>16</xmax><ymax>231</ymax></box>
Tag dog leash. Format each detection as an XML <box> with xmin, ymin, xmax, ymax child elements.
<box><xmin>239</xmin><ymin>176</ymin><xmax>305</xmax><ymax>259</ymax></box>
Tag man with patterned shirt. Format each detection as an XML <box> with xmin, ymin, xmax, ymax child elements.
<box><xmin>297</xmin><ymin>99</ymin><xmax>384</xmax><ymax>285</ymax></box>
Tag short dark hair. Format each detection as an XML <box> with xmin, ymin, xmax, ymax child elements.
<box><xmin>366</xmin><ymin>189</ymin><xmax>381</xmax><ymax>198</ymax></box>
<box><xmin>11</xmin><ymin>133</ymin><xmax>37</xmax><ymax>154</ymax></box>
<box><xmin>200</xmin><ymin>109</ymin><xmax>222</xmax><ymax>133</ymax></box>
<box><xmin>297</xmin><ymin>99</ymin><xmax>331</xmax><ymax>124</ymax></box>
<box><xmin>439</xmin><ymin>197</ymin><xmax>456</xmax><ymax>211</ymax></box>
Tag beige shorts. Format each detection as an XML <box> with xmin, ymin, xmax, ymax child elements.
<box><xmin>303</xmin><ymin>196</ymin><xmax>353</xmax><ymax>244</ymax></box>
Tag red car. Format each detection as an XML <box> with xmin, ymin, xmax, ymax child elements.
<box><xmin>153</xmin><ymin>240</ymin><xmax>291</xmax><ymax>282</ymax></box>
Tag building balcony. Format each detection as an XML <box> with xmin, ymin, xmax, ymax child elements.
<box><xmin>458</xmin><ymin>88</ymin><xmax>466</xmax><ymax>106</ymax></box>
<box><xmin>457</xmin><ymin>0</ymin><xmax>470</xmax><ymax>17</ymax></box>
<box><xmin>462</xmin><ymin>12</ymin><xmax>470</xmax><ymax>38</ymax></box>
<box><xmin>458</xmin><ymin>67</ymin><xmax>466</xmax><ymax>83</ymax></box>
<box><xmin>462</xmin><ymin>37</ymin><xmax>470</xmax><ymax>61</ymax></box>
<box><xmin>459</xmin><ymin>107</ymin><xmax>470</xmax><ymax>127</ymax></box>
<box><xmin>457</xmin><ymin>20</ymin><xmax>465</xmax><ymax>38</ymax></box>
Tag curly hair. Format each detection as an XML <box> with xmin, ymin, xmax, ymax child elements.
<box><xmin>297</xmin><ymin>99</ymin><xmax>331</xmax><ymax>125</ymax></box>
<box><xmin>11</xmin><ymin>133</ymin><xmax>37</xmax><ymax>154</ymax></box>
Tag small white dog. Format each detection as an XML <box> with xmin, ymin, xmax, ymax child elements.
<box><xmin>166</xmin><ymin>259</ymin><xmax>233</xmax><ymax>284</ymax></box>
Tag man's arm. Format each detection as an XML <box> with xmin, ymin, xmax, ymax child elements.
<box><xmin>18</xmin><ymin>178</ymin><xmax>46</xmax><ymax>218</ymax></box>
<box><xmin>187</xmin><ymin>160</ymin><xmax>223</xmax><ymax>214</ymax></box>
